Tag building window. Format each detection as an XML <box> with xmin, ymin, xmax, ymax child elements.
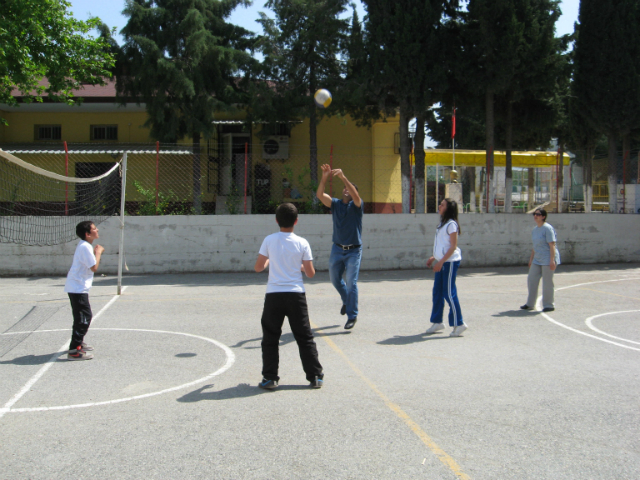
<box><xmin>34</xmin><ymin>125</ymin><xmax>62</xmax><ymax>141</ymax></box>
<box><xmin>90</xmin><ymin>125</ymin><xmax>118</xmax><ymax>141</ymax></box>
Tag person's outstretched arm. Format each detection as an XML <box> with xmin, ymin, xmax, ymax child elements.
<box><xmin>333</xmin><ymin>169</ymin><xmax>361</xmax><ymax>208</ymax></box>
<box><xmin>316</xmin><ymin>164</ymin><xmax>333</xmax><ymax>208</ymax></box>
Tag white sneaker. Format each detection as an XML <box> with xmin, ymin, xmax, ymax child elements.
<box><xmin>425</xmin><ymin>323</ymin><xmax>445</xmax><ymax>335</ymax></box>
<box><xmin>450</xmin><ymin>324</ymin><xmax>467</xmax><ymax>337</ymax></box>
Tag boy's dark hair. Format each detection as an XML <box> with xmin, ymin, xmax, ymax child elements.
<box><xmin>276</xmin><ymin>203</ymin><xmax>298</xmax><ymax>228</ymax></box>
<box><xmin>439</xmin><ymin>198</ymin><xmax>461</xmax><ymax>235</ymax></box>
<box><xmin>76</xmin><ymin>221</ymin><xmax>94</xmax><ymax>240</ymax></box>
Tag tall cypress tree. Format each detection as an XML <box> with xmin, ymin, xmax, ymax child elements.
<box><xmin>463</xmin><ymin>0</ymin><xmax>522</xmax><ymax>212</ymax></box>
<box><xmin>118</xmin><ymin>0</ymin><xmax>255</xmax><ymax>213</ymax></box>
<box><xmin>573</xmin><ymin>0</ymin><xmax>640</xmax><ymax>212</ymax></box>
<box><xmin>362</xmin><ymin>0</ymin><xmax>453</xmax><ymax>212</ymax></box>
<box><xmin>253</xmin><ymin>0</ymin><xmax>349</xmax><ymax>185</ymax></box>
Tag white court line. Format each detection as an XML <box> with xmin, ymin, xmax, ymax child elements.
<box><xmin>539</xmin><ymin>277</ymin><xmax>640</xmax><ymax>352</ymax></box>
<box><xmin>585</xmin><ymin>311</ymin><xmax>640</xmax><ymax>345</ymax></box>
<box><xmin>0</xmin><ymin>288</ymin><xmax>126</xmax><ymax>419</ymax></box>
<box><xmin>2</xmin><ymin>328</ymin><xmax>235</xmax><ymax>413</ymax></box>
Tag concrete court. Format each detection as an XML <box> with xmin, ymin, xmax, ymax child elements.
<box><xmin>0</xmin><ymin>263</ymin><xmax>639</xmax><ymax>480</ymax></box>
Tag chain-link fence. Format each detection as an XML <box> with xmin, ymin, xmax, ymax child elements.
<box><xmin>2</xmin><ymin>143</ymin><xmax>639</xmax><ymax>216</ymax></box>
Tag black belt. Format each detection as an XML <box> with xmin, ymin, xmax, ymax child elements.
<box><xmin>336</xmin><ymin>243</ymin><xmax>361</xmax><ymax>251</ymax></box>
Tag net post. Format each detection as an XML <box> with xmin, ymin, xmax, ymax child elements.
<box><xmin>155</xmin><ymin>141</ymin><xmax>160</xmax><ymax>210</ymax></box>
<box><xmin>64</xmin><ymin>142</ymin><xmax>69</xmax><ymax>216</ymax></box>
<box><xmin>117</xmin><ymin>152</ymin><xmax>128</xmax><ymax>295</ymax></box>
<box><xmin>244</xmin><ymin>142</ymin><xmax>248</xmax><ymax>214</ymax></box>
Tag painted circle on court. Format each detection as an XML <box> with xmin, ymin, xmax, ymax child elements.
<box><xmin>1</xmin><ymin>328</ymin><xmax>235</xmax><ymax>413</ymax></box>
<box><xmin>585</xmin><ymin>310</ymin><xmax>640</xmax><ymax>345</ymax></box>
<box><xmin>540</xmin><ymin>278</ymin><xmax>640</xmax><ymax>352</ymax></box>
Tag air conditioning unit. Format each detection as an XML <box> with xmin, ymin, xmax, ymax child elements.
<box><xmin>262</xmin><ymin>136</ymin><xmax>289</xmax><ymax>160</ymax></box>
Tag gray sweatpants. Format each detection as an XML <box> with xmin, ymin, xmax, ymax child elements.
<box><xmin>526</xmin><ymin>264</ymin><xmax>555</xmax><ymax>309</ymax></box>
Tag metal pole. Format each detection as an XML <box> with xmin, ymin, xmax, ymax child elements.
<box><xmin>556</xmin><ymin>149</ymin><xmax>560</xmax><ymax>212</ymax></box>
<box><xmin>117</xmin><ymin>152</ymin><xmax>128</xmax><ymax>296</ymax></box>
<box><xmin>436</xmin><ymin>163</ymin><xmax>439</xmax><ymax>206</ymax></box>
<box><xmin>155</xmin><ymin>141</ymin><xmax>159</xmax><ymax>211</ymax></box>
<box><xmin>410</xmin><ymin>144</ymin><xmax>413</xmax><ymax>212</ymax></box>
<box><xmin>244</xmin><ymin>142</ymin><xmax>248</xmax><ymax>214</ymax></box>
<box><xmin>329</xmin><ymin>144</ymin><xmax>333</xmax><ymax>198</ymax></box>
<box><xmin>64</xmin><ymin>141</ymin><xmax>69</xmax><ymax>216</ymax></box>
<box><xmin>452</xmin><ymin>137</ymin><xmax>455</xmax><ymax>172</ymax></box>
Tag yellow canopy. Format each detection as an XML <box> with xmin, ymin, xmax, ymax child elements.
<box><xmin>415</xmin><ymin>149</ymin><xmax>570</xmax><ymax>167</ymax></box>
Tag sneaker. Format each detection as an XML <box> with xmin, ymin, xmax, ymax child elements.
<box><xmin>67</xmin><ymin>346</ymin><xmax>93</xmax><ymax>361</ymax></box>
<box><xmin>81</xmin><ymin>342</ymin><xmax>94</xmax><ymax>351</ymax></box>
<box><xmin>258</xmin><ymin>378</ymin><xmax>278</xmax><ymax>390</ymax></box>
<box><xmin>340</xmin><ymin>305</ymin><xmax>346</xmax><ymax>315</ymax></box>
<box><xmin>344</xmin><ymin>317</ymin><xmax>357</xmax><ymax>330</ymax></box>
<box><xmin>520</xmin><ymin>305</ymin><xmax>531</xmax><ymax>310</ymax></box>
<box><xmin>425</xmin><ymin>323</ymin><xmax>445</xmax><ymax>335</ymax></box>
<box><xmin>542</xmin><ymin>307</ymin><xmax>555</xmax><ymax>312</ymax></box>
<box><xmin>450</xmin><ymin>324</ymin><xmax>468</xmax><ymax>337</ymax></box>
<box><xmin>310</xmin><ymin>376</ymin><xmax>323</xmax><ymax>389</ymax></box>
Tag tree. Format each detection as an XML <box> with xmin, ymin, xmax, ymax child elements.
<box><xmin>462</xmin><ymin>0</ymin><xmax>524</xmax><ymax>212</ymax></box>
<box><xmin>362</xmin><ymin>0</ymin><xmax>454</xmax><ymax>212</ymax></box>
<box><xmin>118</xmin><ymin>0</ymin><xmax>255</xmax><ymax>213</ymax></box>
<box><xmin>253</xmin><ymin>0</ymin><xmax>350</xmax><ymax>186</ymax></box>
<box><xmin>573</xmin><ymin>0</ymin><xmax>640</xmax><ymax>212</ymax></box>
<box><xmin>498</xmin><ymin>0</ymin><xmax>568</xmax><ymax>212</ymax></box>
<box><xmin>0</xmin><ymin>0</ymin><xmax>115</xmax><ymax>124</ymax></box>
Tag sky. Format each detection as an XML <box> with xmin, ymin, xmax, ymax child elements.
<box><xmin>69</xmin><ymin>0</ymin><xmax>581</xmax><ymax>45</ymax></box>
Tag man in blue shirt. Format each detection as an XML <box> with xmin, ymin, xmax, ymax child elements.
<box><xmin>316</xmin><ymin>164</ymin><xmax>363</xmax><ymax>329</ymax></box>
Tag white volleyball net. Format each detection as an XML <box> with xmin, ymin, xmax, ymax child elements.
<box><xmin>0</xmin><ymin>149</ymin><xmax>122</xmax><ymax>246</ymax></box>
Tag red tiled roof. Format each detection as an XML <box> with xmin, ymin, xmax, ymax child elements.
<box><xmin>11</xmin><ymin>78</ymin><xmax>117</xmax><ymax>98</ymax></box>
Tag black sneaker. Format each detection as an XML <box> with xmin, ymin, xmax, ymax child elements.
<box><xmin>67</xmin><ymin>346</ymin><xmax>93</xmax><ymax>361</ymax></box>
<box><xmin>340</xmin><ymin>305</ymin><xmax>346</xmax><ymax>315</ymax></box>
<box><xmin>542</xmin><ymin>307</ymin><xmax>555</xmax><ymax>312</ymax></box>
<box><xmin>258</xmin><ymin>378</ymin><xmax>278</xmax><ymax>390</ymax></box>
<box><xmin>344</xmin><ymin>317</ymin><xmax>357</xmax><ymax>330</ymax></box>
<box><xmin>520</xmin><ymin>305</ymin><xmax>531</xmax><ymax>310</ymax></box>
<box><xmin>310</xmin><ymin>376</ymin><xmax>323</xmax><ymax>389</ymax></box>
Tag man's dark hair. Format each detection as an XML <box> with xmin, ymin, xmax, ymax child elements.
<box><xmin>276</xmin><ymin>203</ymin><xmax>298</xmax><ymax>228</ymax></box>
<box><xmin>76</xmin><ymin>220</ymin><xmax>94</xmax><ymax>240</ymax></box>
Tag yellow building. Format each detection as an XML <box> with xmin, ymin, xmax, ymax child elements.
<box><xmin>1</xmin><ymin>81</ymin><xmax>566</xmax><ymax>214</ymax></box>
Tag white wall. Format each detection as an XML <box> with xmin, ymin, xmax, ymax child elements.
<box><xmin>1</xmin><ymin>214</ymin><xmax>639</xmax><ymax>276</ymax></box>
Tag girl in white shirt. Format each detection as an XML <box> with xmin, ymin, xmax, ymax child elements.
<box><xmin>425</xmin><ymin>198</ymin><xmax>467</xmax><ymax>337</ymax></box>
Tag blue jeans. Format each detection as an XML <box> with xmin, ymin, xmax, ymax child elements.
<box><xmin>429</xmin><ymin>261</ymin><xmax>464</xmax><ymax>327</ymax></box>
<box><xmin>329</xmin><ymin>244</ymin><xmax>362</xmax><ymax>320</ymax></box>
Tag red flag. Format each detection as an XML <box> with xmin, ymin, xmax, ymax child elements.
<box><xmin>451</xmin><ymin>107</ymin><xmax>456</xmax><ymax>139</ymax></box>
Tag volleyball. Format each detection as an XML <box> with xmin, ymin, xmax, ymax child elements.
<box><xmin>314</xmin><ymin>89</ymin><xmax>332</xmax><ymax>109</ymax></box>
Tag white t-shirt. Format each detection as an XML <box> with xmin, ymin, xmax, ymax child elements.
<box><xmin>64</xmin><ymin>240</ymin><xmax>96</xmax><ymax>294</ymax></box>
<box><xmin>259</xmin><ymin>232</ymin><xmax>313</xmax><ymax>293</ymax></box>
<box><xmin>433</xmin><ymin>220</ymin><xmax>462</xmax><ymax>262</ymax></box>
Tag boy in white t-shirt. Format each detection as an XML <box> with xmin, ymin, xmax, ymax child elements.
<box><xmin>254</xmin><ymin>203</ymin><xmax>324</xmax><ymax>389</ymax></box>
<box><xmin>64</xmin><ymin>221</ymin><xmax>104</xmax><ymax>360</ymax></box>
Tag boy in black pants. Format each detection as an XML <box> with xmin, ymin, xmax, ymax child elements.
<box><xmin>254</xmin><ymin>203</ymin><xmax>324</xmax><ymax>389</ymax></box>
<box><xmin>64</xmin><ymin>221</ymin><xmax>104</xmax><ymax>360</ymax></box>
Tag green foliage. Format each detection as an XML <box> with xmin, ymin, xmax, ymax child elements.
<box><xmin>0</xmin><ymin>0</ymin><xmax>115</xmax><ymax>124</ymax></box>
<box><xmin>283</xmin><ymin>165</ymin><xmax>324</xmax><ymax>214</ymax></box>
<box><xmin>573</xmin><ymin>0</ymin><xmax>640</xmax><ymax>137</ymax></box>
<box><xmin>251</xmin><ymin>0</ymin><xmax>350</xmax><ymax>184</ymax></box>
<box><xmin>225</xmin><ymin>184</ymin><xmax>242</xmax><ymax>214</ymax></box>
<box><xmin>118</xmin><ymin>0</ymin><xmax>256</xmax><ymax>143</ymax></box>
<box><xmin>133</xmin><ymin>180</ymin><xmax>194</xmax><ymax>215</ymax></box>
